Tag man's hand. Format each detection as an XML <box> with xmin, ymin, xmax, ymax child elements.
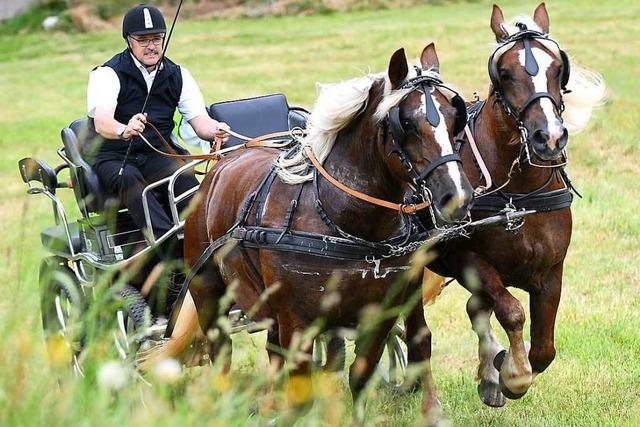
<box><xmin>123</xmin><ymin>113</ymin><xmax>147</xmax><ymax>140</ymax></box>
<box><xmin>214</xmin><ymin>121</ymin><xmax>230</xmax><ymax>144</ymax></box>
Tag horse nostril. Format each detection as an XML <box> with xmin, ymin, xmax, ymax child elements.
<box><xmin>531</xmin><ymin>129</ymin><xmax>549</xmax><ymax>147</ymax></box>
<box><xmin>557</xmin><ymin>128</ymin><xmax>569</xmax><ymax>151</ymax></box>
<box><xmin>439</xmin><ymin>192</ymin><xmax>454</xmax><ymax>210</ymax></box>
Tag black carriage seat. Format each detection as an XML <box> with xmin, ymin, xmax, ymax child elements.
<box><xmin>208</xmin><ymin>93</ymin><xmax>309</xmax><ymax>148</ymax></box>
<box><xmin>61</xmin><ymin>119</ymin><xmax>108</xmax><ymax>216</ymax></box>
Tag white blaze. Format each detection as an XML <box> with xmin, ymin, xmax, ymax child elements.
<box><xmin>423</xmin><ymin>93</ymin><xmax>466</xmax><ymax>205</ymax></box>
<box><xmin>518</xmin><ymin>48</ymin><xmax>565</xmax><ymax>146</ymax></box>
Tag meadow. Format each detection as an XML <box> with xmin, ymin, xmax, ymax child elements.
<box><xmin>0</xmin><ymin>0</ymin><xmax>638</xmax><ymax>425</ymax></box>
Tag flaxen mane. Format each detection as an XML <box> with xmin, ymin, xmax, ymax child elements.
<box><xmin>275</xmin><ymin>64</ymin><xmax>443</xmax><ymax>184</ymax></box>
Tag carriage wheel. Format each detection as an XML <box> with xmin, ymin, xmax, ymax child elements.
<box><xmin>312</xmin><ymin>335</ymin><xmax>346</xmax><ymax>372</ymax></box>
<box><xmin>112</xmin><ymin>285</ymin><xmax>155</xmax><ymax>362</ymax></box>
<box><xmin>39</xmin><ymin>256</ymin><xmax>85</xmax><ymax>376</ymax></box>
<box><xmin>376</xmin><ymin>323</ymin><xmax>408</xmax><ymax>388</ymax></box>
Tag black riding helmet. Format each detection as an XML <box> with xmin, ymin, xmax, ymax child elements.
<box><xmin>122</xmin><ymin>4</ymin><xmax>166</xmax><ymax>39</ymax></box>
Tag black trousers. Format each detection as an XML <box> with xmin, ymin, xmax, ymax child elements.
<box><xmin>95</xmin><ymin>151</ymin><xmax>199</xmax><ymax>240</ymax></box>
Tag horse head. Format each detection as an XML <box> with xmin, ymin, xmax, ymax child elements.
<box><xmin>488</xmin><ymin>3</ymin><xmax>570</xmax><ymax>162</ymax></box>
<box><xmin>379</xmin><ymin>44</ymin><xmax>474</xmax><ymax>223</ymax></box>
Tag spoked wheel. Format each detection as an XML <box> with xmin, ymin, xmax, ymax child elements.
<box><xmin>112</xmin><ymin>285</ymin><xmax>157</xmax><ymax>362</ymax></box>
<box><xmin>376</xmin><ymin>322</ymin><xmax>408</xmax><ymax>388</ymax></box>
<box><xmin>39</xmin><ymin>256</ymin><xmax>85</xmax><ymax>376</ymax></box>
<box><xmin>313</xmin><ymin>335</ymin><xmax>346</xmax><ymax>372</ymax></box>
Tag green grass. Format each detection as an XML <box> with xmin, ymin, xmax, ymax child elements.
<box><xmin>1</xmin><ymin>0</ymin><xmax>639</xmax><ymax>425</ymax></box>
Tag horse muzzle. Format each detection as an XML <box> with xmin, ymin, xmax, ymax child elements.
<box><xmin>529</xmin><ymin>127</ymin><xmax>568</xmax><ymax>161</ymax></box>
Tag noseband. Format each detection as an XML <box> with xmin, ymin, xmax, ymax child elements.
<box><xmin>383</xmin><ymin>69</ymin><xmax>468</xmax><ymax>190</ymax></box>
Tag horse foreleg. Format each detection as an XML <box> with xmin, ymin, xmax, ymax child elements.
<box><xmin>529</xmin><ymin>264</ymin><xmax>563</xmax><ymax>378</ymax></box>
<box><xmin>467</xmin><ymin>259</ymin><xmax>532</xmax><ymax>399</ymax></box>
<box><xmin>405</xmin><ymin>300</ymin><xmax>447</xmax><ymax>425</ymax></box>
<box><xmin>466</xmin><ymin>292</ymin><xmax>506</xmax><ymax>407</ymax></box>
<box><xmin>266</xmin><ymin>326</ymin><xmax>284</xmax><ymax>371</ymax></box>
<box><xmin>276</xmin><ymin>318</ymin><xmax>315</xmax><ymax>418</ymax></box>
<box><xmin>349</xmin><ymin>318</ymin><xmax>396</xmax><ymax>422</ymax></box>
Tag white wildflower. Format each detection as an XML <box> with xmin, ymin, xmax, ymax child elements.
<box><xmin>151</xmin><ymin>358</ymin><xmax>182</xmax><ymax>384</ymax></box>
<box><xmin>97</xmin><ymin>360</ymin><xmax>128</xmax><ymax>391</ymax></box>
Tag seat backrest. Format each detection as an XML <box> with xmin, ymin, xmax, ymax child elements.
<box><xmin>61</xmin><ymin>119</ymin><xmax>105</xmax><ymax>215</ymax></box>
<box><xmin>208</xmin><ymin>93</ymin><xmax>294</xmax><ymax>147</ymax></box>
<box><xmin>288</xmin><ymin>106</ymin><xmax>309</xmax><ymax>131</ymax></box>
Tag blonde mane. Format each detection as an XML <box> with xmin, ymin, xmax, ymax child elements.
<box><xmin>275</xmin><ymin>63</ymin><xmax>444</xmax><ymax>184</ymax></box>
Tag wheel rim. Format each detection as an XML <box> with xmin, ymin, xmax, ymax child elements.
<box><xmin>42</xmin><ymin>262</ymin><xmax>85</xmax><ymax>377</ymax></box>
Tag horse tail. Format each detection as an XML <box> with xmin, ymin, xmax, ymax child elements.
<box><xmin>563</xmin><ymin>65</ymin><xmax>607</xmax><ymax>135</ymax></box>
<box><xmin>137</xmin><ymin>290</ymin><xmax>201</xmax><ymax>371</ymax></box>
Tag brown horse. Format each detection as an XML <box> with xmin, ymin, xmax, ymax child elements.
<box><xmin>144</xmin><ymin>44</ymin><xmax>474</xmax><ymax>412</ymax></box>
<box><xmin>405</xmin><ymin>3</ymin><xmax>606</xmax><ymax>420</ymax></box>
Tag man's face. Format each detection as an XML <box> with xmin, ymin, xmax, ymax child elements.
<box><xmin>128</xmin><ymin>33</ymin><xmax>164</xmax><ymax>67</ymax></box>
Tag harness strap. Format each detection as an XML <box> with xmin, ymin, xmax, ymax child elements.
<box><xmin>305</xmin><ymin>147</ymin><xmax>430</xmax><ymax>214</ymax></box>
<box><xmin>142</xmin><ymin>122</ymin><xmax>296</xmax><ymax>160</ymax></box>
<box><xmin>472</xmin><ymin>187</ymin><xmax>573</xmax><ymax>213</ymax></box>
<box><xmin>464</xmin><ymin>123</ymin><xmax>493</xmax><ymax>192</ymax></box>
<box><xmin>518</xmin><ymin>92</ymin><xmax>562</xmax><ymax>119</ymax></box>
<box><xmin>417</xmin><ymin>153</ymin><xmax>462</xmax><ymax>181</ymax></box>
<box><xmin>164</xmin><ymin>232</ymin><xmax>232</xmax><ymax>337</ymax></box>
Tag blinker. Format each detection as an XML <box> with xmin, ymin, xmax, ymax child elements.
<box><xmin>523</xmin><ymin>38</ymin><xmax>539</xmax><ymax>76</ymax></box>
<box><xmin>422</xmin><ymin>83</ymin><xmax>441</xmax><ymax>128</ymax></box>
<box><xmin>516</xmin><ymin>23</ymin><xmax>539</xmax><ymax>77</ymax></box>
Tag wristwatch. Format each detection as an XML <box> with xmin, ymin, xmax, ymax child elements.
<box><xmin>117</xmin><ymin>124</ymin><xmax>127</xmax><ymax>140</ymax></box>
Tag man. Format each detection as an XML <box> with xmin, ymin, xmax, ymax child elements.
<box><xmin>87</xmin><ymin>3</ymin><xmax>229</xmax><ymax>244</ymax></box>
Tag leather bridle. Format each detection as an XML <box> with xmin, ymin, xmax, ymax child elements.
<box><xmin>487</xmin><ymin>25</ymin><xmax>571</xmax><ymax>166</ymax></box>
<box><xmin>383</xmin><ymin>69</ymin><xmax>468</xmax><ymax>191</ymax></box>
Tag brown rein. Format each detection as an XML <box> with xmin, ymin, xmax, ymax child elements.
<box><xmin>304</xmin><ymin>147</ymin><xmax>431</xmax><ymax>214</ymax></box>
<box><xmin>140</xmin><ymin>122</ymin><xmax>295</xmax><ymax>160</ymax></box>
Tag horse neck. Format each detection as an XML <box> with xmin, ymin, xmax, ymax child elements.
<box><xmin>320</xmin><ymin>111</ymin><xmax>406</xmax><ymax>241</ymax></box>
<box><xmin>474</xmin><ymin>94</ymin><xmax>564</xmax><ymax>192</ymax></box>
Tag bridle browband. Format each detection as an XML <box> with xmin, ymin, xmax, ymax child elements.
<box><xmin>383</xmin><ymin>68</ymin><xmax>468</xmax><ymax>190</ymax></box>
<box><xmin>488</xmin><ymin>24</ymin><xmax>571</xmax><ymax>167</ymax></box>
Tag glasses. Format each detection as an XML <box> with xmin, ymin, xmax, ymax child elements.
<box><xmin>129</xmin><ymin>36</ymin><xmax>164</xmax><ymax>47</ymax></box>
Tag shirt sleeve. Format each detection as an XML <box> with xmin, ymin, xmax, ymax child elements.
<box><xmin>87</xmin><ymin>66</ymin><xmax>120</xmax><ymax>118</ymax></box>
<box><xmin>178</xmin><ymin>67</ymin><xmax>208</xmax><ymax>122</ymax></box>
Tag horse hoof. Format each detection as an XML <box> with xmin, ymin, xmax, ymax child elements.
<box><xmin>425</xmin><ymin>414</ymin><xmax>452</xmax><ymax>427</ymax></box>
<box><xmin>396</xmin><ymin>378</ymin><xmax>422</xmax><ymax>395</ymax></box>
<box><xmin>477</xmin><ymin>380</ymin><xmax>506</xmax><ymax>407</ymax></box>
<box><xmin>498</xmin><ymin>373</ymin><xmax>527</xmax><ymax>400</ymax></box>
<box><xmin>493</xmin><ymin>349</ymin><xmax>507</xmax><ymax>371</ymax></box>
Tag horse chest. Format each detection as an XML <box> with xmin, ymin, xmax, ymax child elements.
<box><xmin>478</xmin><ymin>213</ymin><xmax>571</xmax><ymax>287</ymax></box>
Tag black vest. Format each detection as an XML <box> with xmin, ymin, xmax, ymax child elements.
<box><xmin>90</xmin><ymin>50</ymin><xmax>185</xmax><ymax>163</ymax></box>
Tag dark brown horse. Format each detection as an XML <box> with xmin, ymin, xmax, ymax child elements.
<box><xmin>405</xmin><ymin>3</ymin><xmax>606</xmax><ymax>421</ymax></box>
<box><xmin>144</xmin><ymin>44</ymin><xmax>474</xmax><ymax>411</ymax></box>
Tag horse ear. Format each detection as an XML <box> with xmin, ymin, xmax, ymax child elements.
<box><xmin>420</xmin><ymin>42</ymin><xmax>440</xmax><ymax>73</ymax></box>
<box><xmin>533</xmin><ymin>2</ymin><xmax>550</xmax><ymax>33</ymax></box>
<box><xmin>490</xmin><ymin>4</ymin><xmax>508</xmax><ymax>41</ymax></box>
<box><xmin>388</xmin><ymin>48</ymin><xmax>409</xmax><ymax>89</ymax></box>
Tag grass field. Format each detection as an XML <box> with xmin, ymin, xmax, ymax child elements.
<box><xmin>1</xmin><ymin>0</ymin><xmax>639</xmax><ymax>425</ymax></box>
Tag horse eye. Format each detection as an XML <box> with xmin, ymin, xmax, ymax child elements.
<box><xmin>401</xmin><ymin>119</ymin><xmax>413</xmax><ymax>129</ymax></box>
<box><xmin>499</xmin><ymin>69</ymin><xmax>511</xmax><ymax>81</ymax></box>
